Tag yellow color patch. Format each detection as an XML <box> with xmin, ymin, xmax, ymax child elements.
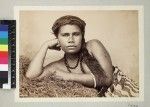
<box><xmin>0</xmin><ymin>45</ymin><xmax>8</xmax><ymax>51</ymax></box>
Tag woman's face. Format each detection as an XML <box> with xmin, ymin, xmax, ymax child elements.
<box><xmin>58</xmin><ymin>24</ymin><xmax>82</xmax><ymax>54</ymax></box>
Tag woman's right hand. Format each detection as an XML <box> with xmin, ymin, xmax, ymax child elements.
<box><xmin>42</xmin><ymin>38</ymin><xmax>61</xmax><ymax>51</ymax></box>
<box><xmin>26</xmin><ymin>38</ymin><xmax>60</xmax><ymax>78</ymax></box>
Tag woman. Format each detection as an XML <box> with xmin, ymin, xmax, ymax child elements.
<box><xmin>26</xmin><ymin>15</ymin><xmax>114</xmax><ymax>94</ymax></box>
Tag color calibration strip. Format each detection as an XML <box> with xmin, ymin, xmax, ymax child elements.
<box><xmin>0</xmin><ymin>20</ymin><xmax>16</xmax><ymax>89</ymax></box>
<box><xmin>0</xmin><ymin>25</ymin><xmax>8</xmax><ymax>88</ymax></box>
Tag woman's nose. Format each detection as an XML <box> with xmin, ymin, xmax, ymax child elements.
<box><xmin>68</xmin><ymin>35</ymin><xmax>74</xmax><ymax>43</ymax></box>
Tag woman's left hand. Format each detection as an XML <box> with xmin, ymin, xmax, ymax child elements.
<box><xmin>53</xmin><ymin>70</ymin><xmax>70</xmax><ymax>81</ymax></box>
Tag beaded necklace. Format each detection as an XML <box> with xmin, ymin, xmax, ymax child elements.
<box><xmin>64</xmin><ymin>53</ymin><xmax>85</xmax><ymax>73</ymax></box>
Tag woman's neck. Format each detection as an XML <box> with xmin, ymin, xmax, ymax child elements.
<box><xmin>65</xmin><ymin>53</ymin><xmax>80</xmax><ymax>60</ymax></box>
<box><xmin>64</xmin><ymin>52</ymin><xmax>81</xmax><ymax>69</ymax></box>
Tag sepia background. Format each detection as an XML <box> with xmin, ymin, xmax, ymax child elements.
<box><xmin>19</xmin><ymin>10</ymin><xmax>139</xmax><ymax>82</ymax></box>
<box><xmin>0</xmin><ymin>0</ymin><xmax>149</xmax><ymax>107</ymax></box>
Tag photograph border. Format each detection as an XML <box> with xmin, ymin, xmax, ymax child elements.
<box><xmin>14</xmin><ymin>6</ymin><xmax>144</xmax><ymax>102</ymax></box>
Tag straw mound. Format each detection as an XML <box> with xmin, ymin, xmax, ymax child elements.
<box><xmin>19</xmin><ymin>56</ymin><xmax>98</xmax><ymax>97</ymax></box>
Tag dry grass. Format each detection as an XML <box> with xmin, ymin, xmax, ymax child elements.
<box><xmin>19</xmin><ymin>56</ymin><xmax>98</xmax><ymax>97</ymax></box>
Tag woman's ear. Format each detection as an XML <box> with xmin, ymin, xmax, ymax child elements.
<box><xmin>52</xmin><ymin>40</ymin><xmax>61</xmax><ymax>51</ymax></box>
<box><xmin>57</xmin><ymin>40</ymin><xmax>61</xmax><ymax>47</ymax></box>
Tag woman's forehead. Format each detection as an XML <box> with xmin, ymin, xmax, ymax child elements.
<box><xmin>59</xmin><ymin>24</ymin><xmax>81</xmax><ymax>33</ymax></box>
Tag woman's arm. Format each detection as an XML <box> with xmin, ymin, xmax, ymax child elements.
<box><xmin>26</xmin><ymin>39</ymin><xmax>59</xmax><ymax>79</ymax></box>
<box><xmin>86</xmin><ymin>39</ymin><xmax>113</xmax><ymax>87</ymax></box>
<box><xmin>54</xmin><ymin>70</ymin><xmax>95</xmax><ymax>88</ymax></box>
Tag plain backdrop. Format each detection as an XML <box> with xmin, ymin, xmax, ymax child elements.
<box><xmin>0</xmin><ymin>0</ymin><xmax>150</xmax><ymax>107</ymax></box>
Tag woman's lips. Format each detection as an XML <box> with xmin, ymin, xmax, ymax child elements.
<box><xmin>67</xmin><ymin>46</ymin><xmax>76</xmax><ymax>48</ymax></box>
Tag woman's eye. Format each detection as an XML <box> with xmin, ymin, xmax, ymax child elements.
<box><xmin>61</xmin><ymin>34</ymin><xmax>69</xmax><ymax>37</ymax></box>
<box><xmin>73</xmin><ymin>32</ymin><xmax>81</xmax><ymax>36</ymax></box>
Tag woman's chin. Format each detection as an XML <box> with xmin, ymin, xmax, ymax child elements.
<box><xmin>65</xmin><ymin>50</ymin><xmax>80</xmax><ymax>54</ymax></box>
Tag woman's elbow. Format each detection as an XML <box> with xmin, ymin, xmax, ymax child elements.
<box><xmin>25</xmin><ymin>71</ymin><xmax>33</xmax><ymax>79</ymax></box>
<box><xmin>105</xmin><ymin>76</ymin><xmax>113</xmax><ymax>87</ymax></box>
<box><xmin>96</xmin><ymin>75</ymin><xmax>113</xmax><ymax>88</ymax></box>
<box><xmin>104</xmin><ymin>67</ymin><xmax>114</xmax><ymax>87</ymax></box>
<box><xmin>25</xmin><ymin>70</ymin><xmax>37</xmax><ymax>79</ymax></box>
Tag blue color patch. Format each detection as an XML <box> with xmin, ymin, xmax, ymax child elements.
<box><xmin>0</xmin><ymin>31</ymin><xmax>8</xmax><ymax>38</ymax></box>
<box><xmin>0</xmin><ymin>25</ymin><xmax>8</xmax><ymax>31</ymax></box>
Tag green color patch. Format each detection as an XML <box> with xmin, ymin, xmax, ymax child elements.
<box><xmin>0</xmin><ymin>38</ymin><xmax>8</xmax><ymax>44</ymax></box>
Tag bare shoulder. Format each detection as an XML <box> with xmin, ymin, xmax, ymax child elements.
<box><xmin>86</xmin><ymin>39</ymin><xmax>106</xmax><ymax>54</ymax></box>
<box><xmin>86</xmin><ymin>39</ymin><xmax>103</xmax><ymax>47</ymax></box>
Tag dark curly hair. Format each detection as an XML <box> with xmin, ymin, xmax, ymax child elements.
<box><xmin>52</xmin><ymin>15</ymin><xmax>86</xmax><ymax>38</ymax></box>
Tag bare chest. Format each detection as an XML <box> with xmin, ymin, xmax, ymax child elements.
<box><xmin>55</xmin><ymin>61</ymin><xmax>91</xmax><ymax>74</ymax></box>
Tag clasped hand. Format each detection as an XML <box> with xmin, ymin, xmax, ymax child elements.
<box><xmin>43</xmin><ymin>38</ymin><xmax>61</xmax><ymax>51</ymax></box>
<box><xmin>53</xmin><ymin>70</ymin><xmax>70</xmax><ymax>81</ymax></box>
